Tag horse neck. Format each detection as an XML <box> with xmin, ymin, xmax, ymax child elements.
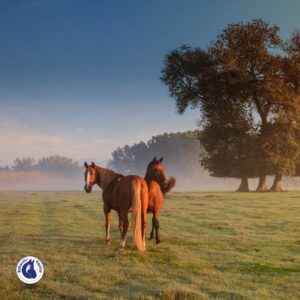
<box><xmin>144</xmin><ymin>169</ymin><xmax>152</xmax><ymax>185</ymax></box>
<box><xmin>96</xmin><ymin>166</ymin><xmax>118</xmax><ymax>190</ymax></box>
<box><xmin>144</xmin><ymin>169</ymin><xmax>151</xmax><ymax>183</ymax></box>
<box><xmin>145</xmin><ymin>167</ymin><xmax>167</xmax><ymax>190</ymax></box>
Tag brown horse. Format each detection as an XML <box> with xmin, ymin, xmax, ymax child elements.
<box><xmin>144</xmin><ymin>157</ymin><xmax>176</xmax><ymax>243</ymax></box>
<box><xmin>84</xmin><ymin>162</ymin><xmax>148</xmax><ymax>251</ymax></box>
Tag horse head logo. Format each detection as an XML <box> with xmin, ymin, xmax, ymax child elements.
<box><xmin>21</xmin><ymin>259</ymin><xmax>37</xmax><ymax>279</ymax></box>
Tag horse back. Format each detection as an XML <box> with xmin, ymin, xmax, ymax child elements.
<box><xmin>107</xmin><ymin>175</ymin><xmax>148</xmax><ymax>212</ymax></box>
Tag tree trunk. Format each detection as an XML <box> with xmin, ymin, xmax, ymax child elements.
<box><xmin>255</xmin><ymin>175</ymin><xmax>269</xmax><ymax>192</ymax></box>
<box><xmin>236</xmin><ymin>176</ymin><xmax>249</xmax><ymax>192</ymax></box>
<box><xmin>269</xmin><ymin>174</ymin><xmax>284</xmax><ymax>192</ymax></box>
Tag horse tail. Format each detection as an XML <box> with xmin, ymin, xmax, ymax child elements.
<box><xmin>131</xmin><ymin>180</ymin><xmax>144</xmax><ymax>251</ymax></box>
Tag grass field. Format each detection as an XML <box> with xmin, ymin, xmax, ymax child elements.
<box><xmin>0</xmin><ymin>191</ymin><xmax>299</xmax><ymax>299</ymax></box>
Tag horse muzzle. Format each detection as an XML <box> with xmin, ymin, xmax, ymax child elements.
<box><xmin>84</xmin><ymin>184</ymin><xmax>92</xmax><ymax>193</ymax></box>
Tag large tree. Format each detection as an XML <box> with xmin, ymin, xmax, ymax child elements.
<box><xmin>210</xmin><ymin>19</ymin><xmax>300</xmax><ymax>191</ymax></box>
<box><xmin>200</xmin><ymin>101</ymin><xmax>257</xmax><ymax>192</ymax></box>
<box><xmin>161</xmin><ymin>19</ymin><xmax>300</xmax><ymax>192</ymax></box>
<box><xmin>210</xmin><ymin>19</ymin><xmax>283</xmax><ymax>191</ymax></box>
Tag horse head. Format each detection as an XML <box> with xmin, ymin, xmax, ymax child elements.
<box><xmin>22</xmin><ymin>259</ymin><xmax>37</xmax><ymax>279</ymax></box>
<box><xmin>145</xmin><ymin>157</ymin><xmax>176</xmax><ymax>195</ymax></box>
<box><xmin>84</xmin><ymin>162</ymin><xmax>97</xmax><ymax>193</ymax></box>
<box><xmin>145</xmin><ymin>157</ymin><xmax>169</xmax><ymax>190</ymax></box>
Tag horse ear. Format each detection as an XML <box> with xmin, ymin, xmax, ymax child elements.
<box><xmin>91</xmin><ymin>162</ymin><xmax>95</xmax><ymax>168</ymax></box>
<box><xmin>152</xmin><ymin>156</ymin><xmax>157</xmax><ymax>162</ymax></box>
<box><xmin>84</xmin><ymin>162</ymin><xmax>88</xmax><ymax>169</ymax></box>
<box><xmin>159</xmin><ymin>157</ymin><xmax>163</xmax><ymax>163</ymax></box>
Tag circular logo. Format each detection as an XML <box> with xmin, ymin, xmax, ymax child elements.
<box><xmin>16</xmin><ymin>256</ymin><xmax>44</xmax><ymax>284</ymax></box>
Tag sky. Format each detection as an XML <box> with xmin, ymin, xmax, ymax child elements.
<box><xmin>1</xmin><ymin>0</ymin><xmax>300</xmax><ymax>166</ymax></box>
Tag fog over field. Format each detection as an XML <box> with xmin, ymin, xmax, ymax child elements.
<box><xmin>1</xmin><ymin>128</ymin><xmax>300</xmax><ymax>192</ymax></box>
<box><xmin>1</xmin><ymin>164</ymin><xmax>300</xmax><ymax>191</ymax></box>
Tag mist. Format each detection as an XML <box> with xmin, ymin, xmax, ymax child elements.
<box><xmin>2</xmin><ymin>135</ymin><xmax>300</xmax><ymax>191</ymax></box>
<box><xmin>0</xmin><ymin>169</ymin><xmax>84</xmax><ymax>191</ymax></box>
<box><xmin>2</xmin><ymin>163</ymin><xmax>300</xmax><ymax>192</ymax></box>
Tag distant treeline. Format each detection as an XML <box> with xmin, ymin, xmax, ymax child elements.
<box><xmin>0</xmin><ymin>156</ymin><xmax>81</xmax><ymax>174</ymax></box>
<box><xmin>108</xmin><ymin>131</ymin><xmax>200</xmax><ymax>174</ymax></box>
<box><xmin>107</xmin><ymin>131</ymin><xmax>240</xmax><ymax>190</ymax></box>
<box><xmin>0</xmin><ymin>134</ymin><xmax>238</xmax><ymax>191</ymax></box>
<box><xmin>108</xmin><ymin>131</ymin><xmax>300</xmax><ymax>191</ymax></box>
<box><xmin>2</xmin><ymin>132</ymin><xmax>300</xmax><ymax>191</ymax></box>
<box><xmin>0</xmin><ymin>156</ymin><xmax>83</xmax><ymax>190</ymax></box>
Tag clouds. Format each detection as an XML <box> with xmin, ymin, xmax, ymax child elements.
<box><xmin>0</xmin><ymin>114</ymin><xmax>115</xmax><ymax>166</ymax></box>
<box><xmin>74</xmin><ymin>127</ymin><xmax>85</xmax><ymax>133</ymax></box>
<box><xmin>0</xmin><ymin>97</ymin><xmax>199</xmax><ymax>166</ymax></box>
<box><xmin>0</xmin><ymin>100</ymin><xmax>151</xmax><ymax>166</ymax></box>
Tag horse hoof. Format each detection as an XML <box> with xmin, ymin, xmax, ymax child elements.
<box><xmin>149</xmin><ymin>236</ymin><xmax>154</xmax><ymax>240</ymax></box>
<box><xmin>119</xmin><ymin>247</ymin><xmax>125</xmax><ymax>251</ymax></box>
<box><xmin>156</xmin><ymin>240</ymin><xmax>161</xmax><ymax>244</ymax></box>
<box><xmin>105</xmin><ymin>240</ymin><xmax>110</xmax><ymax>246</ymax></box>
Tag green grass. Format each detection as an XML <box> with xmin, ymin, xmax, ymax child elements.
<box><xmin>0</xmin><ymin>191</ymin><xmax>299</xmax><ymax>299</ymax></box>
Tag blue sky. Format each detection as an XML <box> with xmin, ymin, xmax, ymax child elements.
<box><xmin>1</xmin><ymin>0</ymin><xmax>300</xmax><ymax>165</ymax></box>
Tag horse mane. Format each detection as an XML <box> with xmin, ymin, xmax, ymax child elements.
<box><xmin>105</xmin><ymin>173</ymin><xmax>124</xmax><ymax>191</ymax></box>
<box><xmin>96</xmin><ymin>166</ymin><xmax>123</xmax><ymax>191</ymax></box>
<box><xmin>144</xmin><ymin>162</ymin><xmax>155</xmax><ymax>184</ymax></box>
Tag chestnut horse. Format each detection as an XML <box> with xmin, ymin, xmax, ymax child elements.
<box><xmin>144</xmin><ymin>157</ymin><xmax>176</xmax><ymax>243</ymax></box>
<box><xmin>84</xmin><ymin>162</ymin><xmax>148</xmax><ymax>251</ymax></box>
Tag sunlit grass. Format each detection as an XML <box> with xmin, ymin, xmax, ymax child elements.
<box><xmin>0</xmin><ymin>191</ymin><xmax>299</xmax><ymax>299</ymax></box>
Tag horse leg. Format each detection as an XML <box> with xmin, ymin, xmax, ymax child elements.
<box><xmin>118</xmin><ymin>214</ymin><xmax>124</xmax><ymax>249</ymax></box>
<box><xmin>119</xmin><ymin>213</ymin><xmax>129</xmax><ymax>251</ymax></box>
<box><xmin>149</xmin><ymin>214</ymin><xmax>155</xmax><ymax>240</ymax></box>
<box><xmin>154</xmin><ymin>210</ymin><xmax>161</xmax><ymax>244</ymax></box>
<box><xmin>104</xmin><ymin>205</ymin><xmax>111</xmax><ymax>245</ymax></box>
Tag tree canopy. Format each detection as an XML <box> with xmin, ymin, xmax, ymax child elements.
<box><xmin>161</xmin><ymin>19</ymin><xmax>300</xmax><ymax>192</ymax></box>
